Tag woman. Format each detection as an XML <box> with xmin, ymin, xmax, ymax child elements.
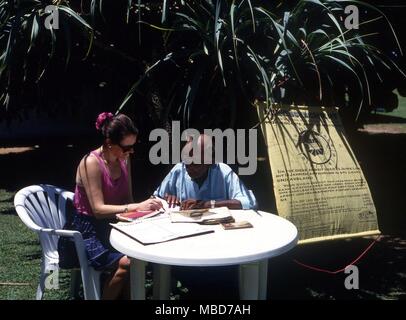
<box><xmin>61</xmin><ymin>112</ymin><xmax>162</xmax><ymax>299</ymax></box>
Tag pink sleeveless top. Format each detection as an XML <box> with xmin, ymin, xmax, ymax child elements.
<box><xmin>74</xmin><ymin>150</ymin><xmax>130</xmax><ymax>216</ymax></box>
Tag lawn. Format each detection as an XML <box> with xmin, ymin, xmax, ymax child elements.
<box><xmin>1</xmin><ymin>187</ymin><xmax>406</xmax><ymax>300</ymax></box>
<box><xmin>0</xmin><ymin>96</ymin><xmax>405</xmax><ymax>300</ymax></box>
<box><xmin>0</xmin><ymin>188</ymin><xmax>186</xmax><ymax>300</ymax></box>
<box><xmin>0</xmin><ymin>189</ymin><xmax>70</xmax><ymax>299</ymax></box>
<box><xmin>383</xmin><ymin>90</ymin><xmax>406</xmax><ymax>118</ymax></box>
<box><xmin>360</xmin><ymin>91</ymin><xmax>406</xmax><ymax>134</ymax></box>
<box><xmin>375</xmin><ymin>90</ymin><xmax>406</xmax><ymax>119</ymax></box>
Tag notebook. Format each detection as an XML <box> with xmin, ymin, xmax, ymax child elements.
<box><xmin>116</xmin><ymin>210</ymin><xmax>162</xmax><ymax>222</ymax></box>
<box><xmin>110</xmin><ymin>215</ymin><xmax>214</xmax><ymax>245</ymax></box>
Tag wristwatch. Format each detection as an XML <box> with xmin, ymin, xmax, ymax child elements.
<box><xmin>210</xmin><ymin>200</ymin><xmax>216</xmax><ymax>209</ymax></box>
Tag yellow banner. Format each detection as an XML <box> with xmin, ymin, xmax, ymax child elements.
<box><xmin>258</xmin><ymin>104</ymin><xmax>380</xmax><ymax>243</ymax></box>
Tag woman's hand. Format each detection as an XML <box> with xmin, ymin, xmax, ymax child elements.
<box><xmin>133</xmin><ymin>199</ymin><xmax>163</xmax><ymax>211</ymax></box>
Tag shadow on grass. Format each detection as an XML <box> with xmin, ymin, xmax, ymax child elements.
<box><xmin>1</xmin><ymin>131</ymin><xmax>405</xmax><ymax>299</ymax></box>
<box><xmin>366</xmin><ymin>114</ymin><xmax>406</xmax><ymax>124</ymax></box>
<box><xmin>267</xmin><ymin>235</ymin><xmax>406</xmax><ymax>300</ymax></box>
<box><xmin>0</xmin><ymin>189</ymin><xmax>16</xmax><ymax>215</ymax></box>
<box><xmin>0</xmin><ymin>209</ymin><xmax>16</xmax><ymax>216</ymax></box>
<box><xmin>24</xmin><ymin>252</ymin><xmax>42</xmax><ymax>261</ymax></box>
<box><xmin>169</xmin><ymin>235</ymin><xmax>406</xmax><ymax>300</ymax></box>
<box><xmin>347</xmin><ymin>130</ymin><xmax>406</xmax><ymax>236</ymax></box>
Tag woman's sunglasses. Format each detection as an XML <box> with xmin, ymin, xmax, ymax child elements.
<box><xmin>118</xmin><ymin>143</ymin><xmax>136</xmax><ymax>152</ymax></box>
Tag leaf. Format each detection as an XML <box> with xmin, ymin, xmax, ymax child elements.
<box><xmin>214</xmin><ymin>0</ymin><xmax>226</xmax><ymax>87</ymax></box>
<box><xmin>255</xmin><ymin>7</ymin><xmax>303</xmax><ymax>86</ymax></box>
<box><xmin>162</xmin><ymin>0</ymin><xmax>167</xmax><ymax>23</ymax></box>
<box><xmin>126</xmin><ymin>0</ymin><xmax>132</xmax><ymax>24</ymax></box>
<box><xmin>58</xmin><ymin>6</ymin><xmax>92</xmax><ymax>30</ymax></box>
<box><xmin>137</xmin><ymin>0</ymin><xmax>141</xmax><ymax>44</ymax></box>
<box><xmin>137</xmin><ymin>20</ymin><xmax>175</xmax><ymax>32</ymax></box>
<box><xmin>116</xmin><ymin>52</ymin><xmax>175</xmax><ymax>114</ymax></box>
<box><xmin>59</xmin><ymin>16</ymin><xmax>72</xmax><ymax>69</ymax></box>
<box><xmin>324</xmin><ymin>54</ymin><xmax>365</xmax><ymax>120</ymax></box>
<box><xmin>246</xmin><ymin>0</ymin><xmax>255</xmax><ymax>33</ymax></box>
<box><xmin>27</xmin><ymin>13</ymin><xmax>38</xmax><ymax>54</ymax></box>
<box><xmin>182</xmin><ymin>64</ymin><xmax>205</xmax><ymax>126</ymax></box>
<box><xmin>335</xmin><ymin>0</ymin><xmax>403</xmax><ymax>55</ymax></box>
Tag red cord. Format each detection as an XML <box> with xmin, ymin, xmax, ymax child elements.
<box><xmin>293</xmin><ymin>235</ymin><xmax>382</xmax><ymax>274</ymax></box>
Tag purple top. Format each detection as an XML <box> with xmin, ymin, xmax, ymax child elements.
<box><xmin>74</xmin><ymin>150</ymin><xmax>130</xmax><ymax>216</ymax></box>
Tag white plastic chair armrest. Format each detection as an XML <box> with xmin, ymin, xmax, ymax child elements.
<box><xmin>39</xmin><ymin>228</ymin><xmax>82</xmax><ymax>238</ymax></box>
<box><xmin>40</xmin><ymin>228</ymin><xmax>89</xmax><ymax>270</ymax></box>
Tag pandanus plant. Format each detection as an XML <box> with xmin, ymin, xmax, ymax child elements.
<box><xmin>260</xmin><ymin>0</ymin><xmax>405</xmax><ymax>122</ymax></box>
<box><xmin>0</xmin><ymin>1</ymin><xmax>93</xmax><ymax>113</ymax></box>
<box><xmin>0</xmin><ymin>0</ymin><xmax>404</xmax><ymax>128</ymax></box>
<box><xmin>118</xmin><ymin>0</ymin><xmax>405</xmax><ymax>128</ymax></box>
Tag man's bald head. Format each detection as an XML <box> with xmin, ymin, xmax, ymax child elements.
<box><xmin>181</xmin><ymin>133</ymin><xmax>214</xmax><ymax>179</ymax></box>
<box><xmin>182</xmin><ymin>133</ymin><xmax>213</xmax><ymax>165</ymax></box>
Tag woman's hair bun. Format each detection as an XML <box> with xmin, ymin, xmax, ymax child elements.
<box><xmin>95</xmin><ymin>112</ymin><xmax>114</xmax><ymax>131</ymax></box>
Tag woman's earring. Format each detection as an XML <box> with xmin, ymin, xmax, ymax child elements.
<box><xmin>108</xmin><ymin>145</ymin><xmax>112</xmax><ymax>149</ymax></box>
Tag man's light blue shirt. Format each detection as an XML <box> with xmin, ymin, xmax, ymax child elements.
<box><xmin>153</xmin><ymin>163</ymin><xmax>257</xmax><ymax>210</ymax></box>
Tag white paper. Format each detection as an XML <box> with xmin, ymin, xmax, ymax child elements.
<box><xmin>111</xmin><ymin>215</ymin><xmax>213</xmax><ymax>245</ymax></box>
<box><xmin>155</xmin><ymin>196</ymin><xmax>180</xmax><ymax>212</ymax></box>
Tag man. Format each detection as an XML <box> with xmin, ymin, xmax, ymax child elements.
<box><xmin>154</xmin><ymin>134</ymin><xmax>257</xmax><ymax>210</ymax></box>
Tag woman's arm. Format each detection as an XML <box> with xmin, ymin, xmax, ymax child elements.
<box><xmin>79</xmin><ymin>155</ymin><xmax>162</xmax><ymax>219</ymax></box>
<box><xmin>127</xmin><ymin>158</ymin><xmax>135</xmax><ymax>203</ymax></box>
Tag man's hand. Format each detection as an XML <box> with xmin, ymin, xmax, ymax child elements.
<box><xmin>180</xmin><ymin>199</ymin><xmax>207</xmax><ymax>210</ymax></box>
<box><xmin>164</xmin><ymin>193</ymin><xmax>180</xmax><ymax>208</ymax></box>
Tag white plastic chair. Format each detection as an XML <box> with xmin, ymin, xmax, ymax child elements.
<box><xmin>14</xmin><ymin>184</ymin><xmax>102</xmax><ymax>300</ymax></box>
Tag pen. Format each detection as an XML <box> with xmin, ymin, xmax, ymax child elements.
<box><xmin>254</xmin><ymin>210</ymin><xmax>262</xmax><ymax>217</ymax></box>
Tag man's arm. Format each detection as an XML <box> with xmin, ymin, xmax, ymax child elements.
<box><xmin>180</xmin><ymin>199</ymin><xmax>242</xmax><ymax>210</ymax></box>
<box><xmin>205</xmin><ymin>199</ymin><xmax>242</xmax><ymax>209</ymax></box>
<box><xmin>153</xmin><ymin>164</ymin><xmax>183</xmax><ymax>207</ymax></box>
<box><xmin>226</xmin><ymin>169</ymin><xmax>257</xmax><ymax>210</ymax></box>
<box><xmin>179</xmin><ymin>164</ymin><xmax>257</xmax><ymax>210</ymax></box>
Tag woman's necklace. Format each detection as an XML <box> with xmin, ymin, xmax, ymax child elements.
<box><xmin>100</xmin><ymin>146</ymin><xmax>116</xmax><ymax>166</ymax></box>
<box><xmin>99</xmin><ymin>146</ymin><xmax>121</xmax><ymax>180</ymax></box>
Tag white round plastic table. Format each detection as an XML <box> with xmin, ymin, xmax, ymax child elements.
<box><xmin>110</xmin><ymin>210</ymin><xmax>298</xmax><ymax>300</ymax></box>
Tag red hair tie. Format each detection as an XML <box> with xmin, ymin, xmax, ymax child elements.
<box><xmin>95</xmin><ymin>112</ymin><xmax>113</xmax><ymax>131</ymax></box>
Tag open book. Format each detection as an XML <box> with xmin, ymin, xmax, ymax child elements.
<box><xmin>116</xmin><ymin>197</ymin><xmax>179</xmax><ymax>222</ymax></box>
<box><xmin>116</xmin><ymin>210</ymin><xmax>162</xmax><ymax>222</ymax></box>
<box><xmin>169</xmin><ymin>206</ymin><xmax>234</xmax><ymax>224</ymax></box>
<box><xmin>110</xmin><ymin>215</ymin><xmax>214</xmax><ymax>245</ymax></box>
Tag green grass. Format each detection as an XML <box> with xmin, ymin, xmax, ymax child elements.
<box><xmin>2</xmin><ymin>185</ymin><xmax>405</xmax><ymax>300</ymax></box>
<box><xmin>0</xmin><ymin>188</ymin><xmax>185</xmax><ymax>300</ymax></box>
<box><xmin>396</xmin><ymin>91</ymin><xmax>406</xmax><ymax>114</ymax></box>
<box><xmin>0</xmin><ymin>189</ymin><xmax>70</xmax><ymax>300</ymax></box>
<box><xmin>376</xmin><ymin>90</ymin><xmax>406</xmax><ymax>119</ymax></box>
